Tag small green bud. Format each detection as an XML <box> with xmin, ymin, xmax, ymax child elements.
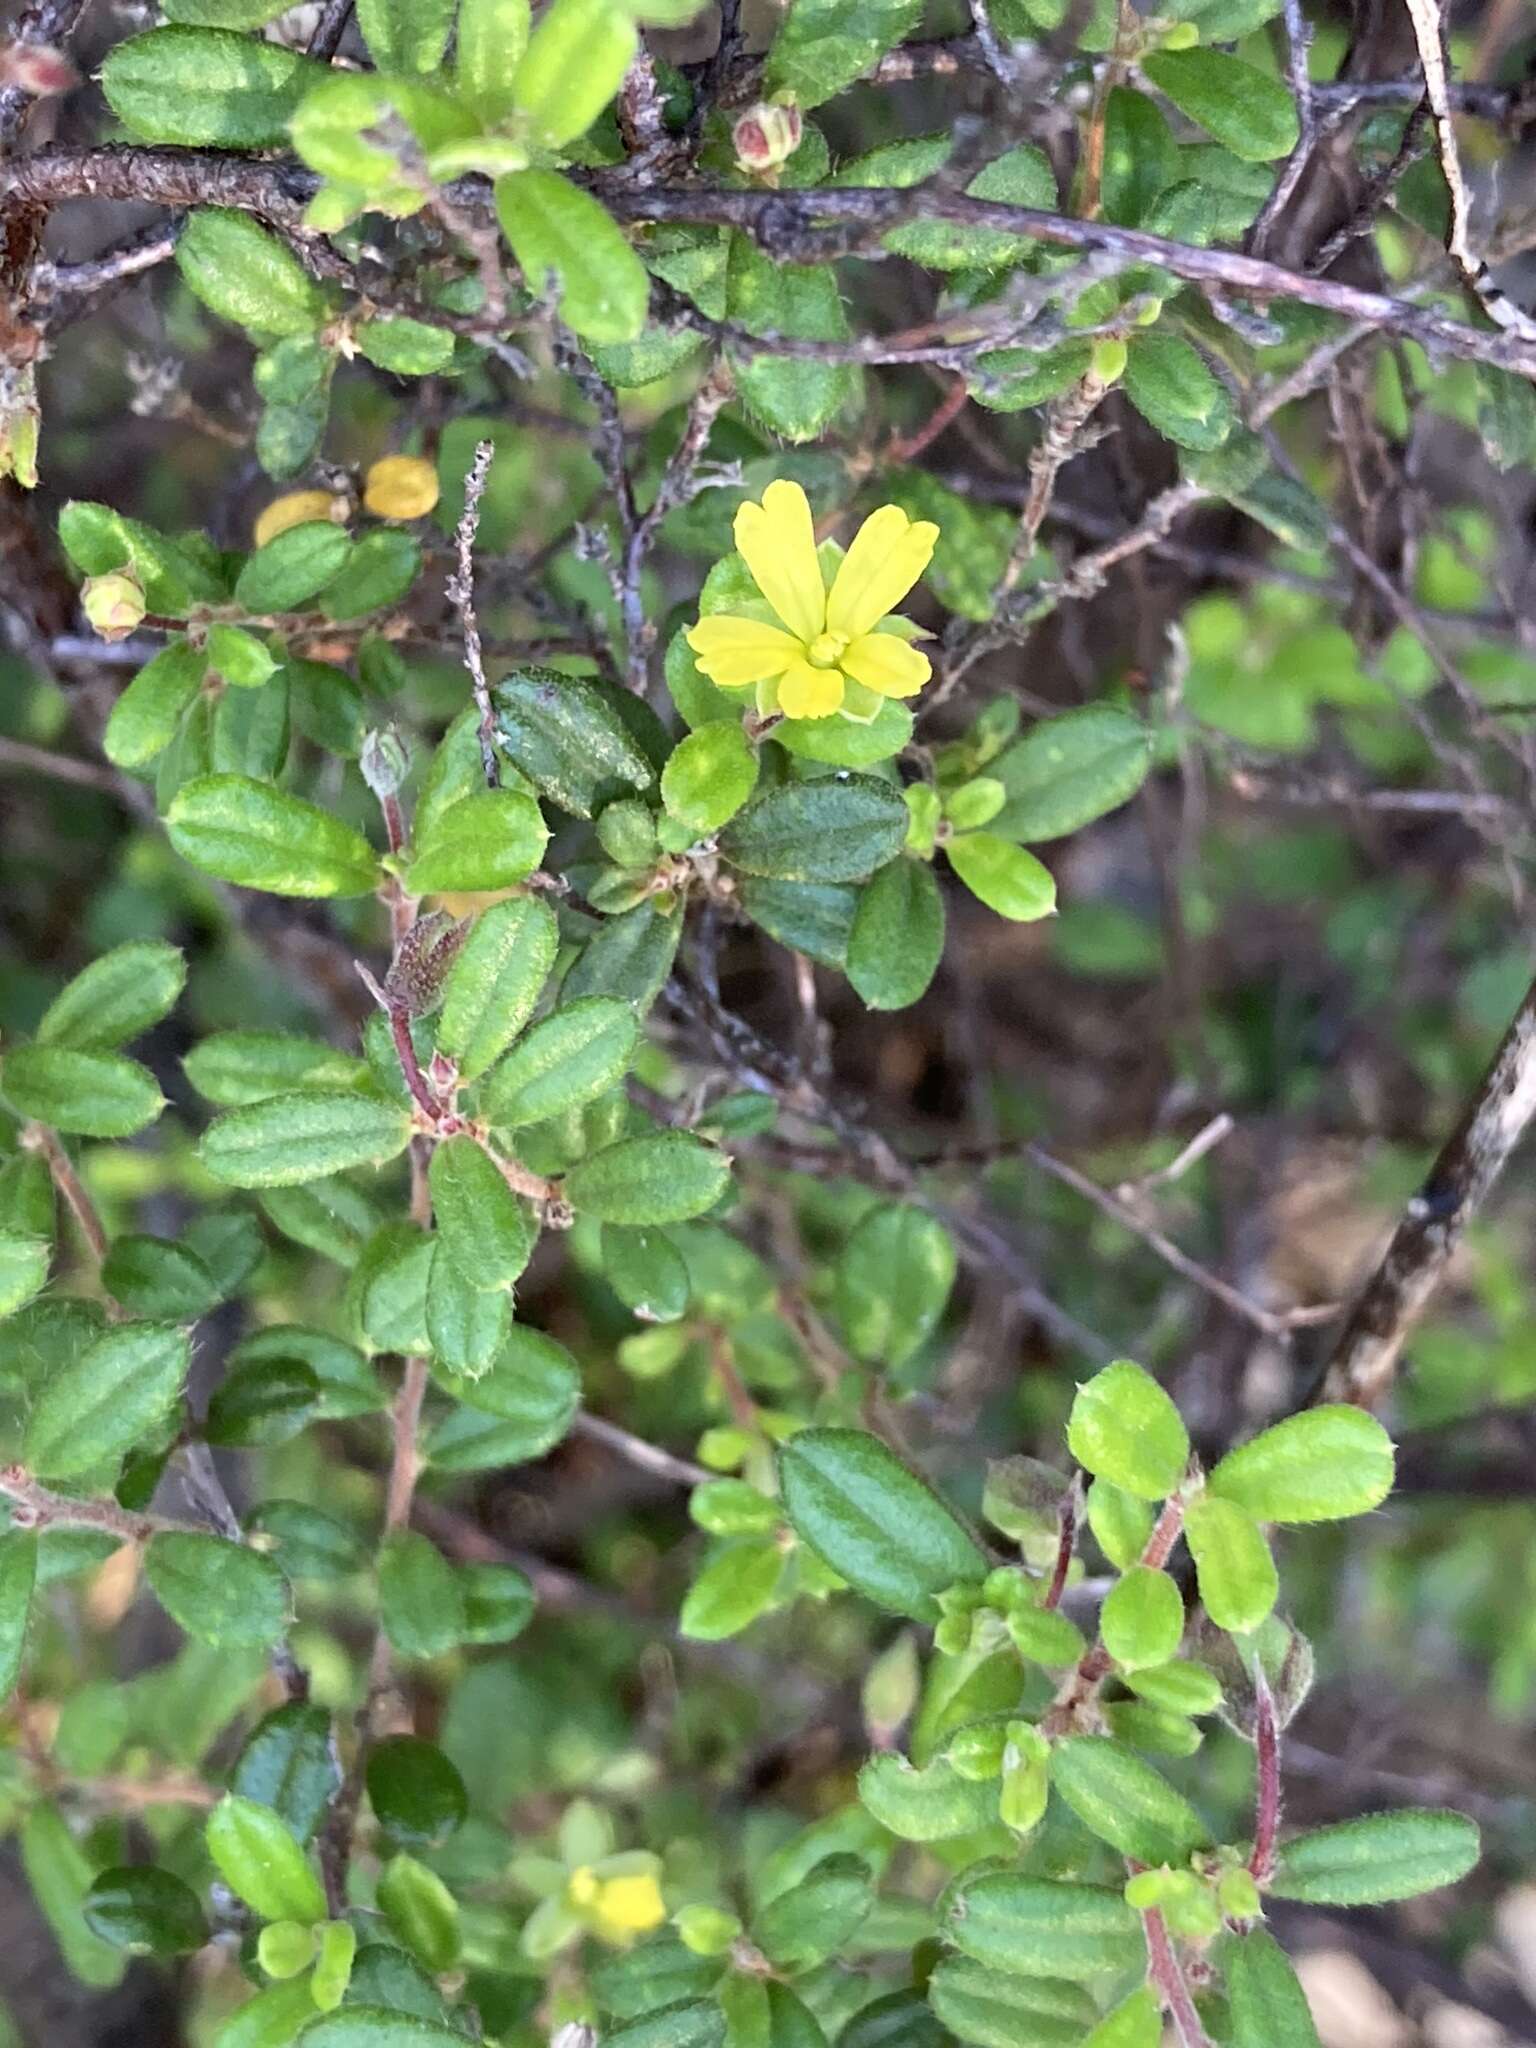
<box><xmin>1090</xmin><ymin>338</ymin><xmax>1129</xmax><ymax>385</ymax></box>
<box><xmin>1217</xmin><ymin>1867</ymin><xmax>1261</xmax><ymax>1919</ymax></box>
<box><xmin>1161</xmin><ymin>19</ymin><xmax>1200</xmax><ymax>47</ymax></box>
<box><xmin>596</xmin><ymin>798</ymin><xmax>661</xmax><ymax>869</ymax></box>
<box><xmin>998</xmin><ymin>1752</ymin><xmax>1049</xmax><ymax>1834</ymax></box>
<box><xmin>257</xmin><ymin>1919</ymin><xmax>317</xmax><ymax>1980</ymax></box>
<box><xmin>360</xmin><ymin>724</ymin><xmax>410</xmax><ymax>799</ymax></box>
<box><xmin>862</xmin><ymin>1631</ymin><xmax>921</xmax><ymax>1747</ymax></box>
<box><xmin>674</xmin><ymin>1904</ymin><xmax>741</xmax><ymax>1956</ymax></box>
<box><xmin>947</xmin><ymin>1723</ymin><xmax>1008</xmax><ymax>1780</ymax></box>
<box><xmin>903</xmin><ymin>782</ymin><xmax>942</xmax><ymax>857</ymax></box>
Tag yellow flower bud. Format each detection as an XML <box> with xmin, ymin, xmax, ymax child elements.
<box><xmin>81</xmin><ymin>569</ymin><xmax>147</xmax><ymax>641</ymax></box>
<box><xmin>364</xmin><ymin>454</ymin><xmax>440</xmax><ymax>521</ymax></box>
<box><xmin>254</xmin><ymin>489</ymin><xmax>345</xmax><ymax>550</ymax></box>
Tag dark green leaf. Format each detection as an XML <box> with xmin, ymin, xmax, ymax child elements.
<box><xmin>202</xmin><ymin>1090</ymin><xmax>412</xmax><ymax>1188</ymax></box>
<box><xmin>722</xmin><ymin>776</ymin><xmax>908</xmax><ymax>884</ymax></box>
<box><xmin>1048</xmin><ymin>1736</ymin><xmax>1210</xmax><ymax>1864</ymax></box>
<box><xmin>847</xmin><ymin>859</ymin><xmax>945</xmax><ymax>1010</ymax></box>
<box><xmin>989</xmin><ymin>708</ymin><xmax>1152</xmax><ymax>843</ymax></box>
<box><xmin>145</xmin><ymin>1532</ymin><xmax>289</xmax><ymax>1649</ymax></box>
<box><xmin>565</xmin><ymin>1131</ymin><xmax>729</xmax><ymax>1224</ymax></box>
<box><xmin>835</xmin><ymin>1203</ymin><xmax>956</xmax><ymax>1369</ymax></box>
<box><xmin>367</xmin><ymin>1737</ymin><xmax>467</xmax><ymax>1850</ymax></box>
<box><xmin>1268</xmin><ymin>1810</ymin><xmax>1479</xmax><ymax>1905</ymax></box>
<box><xmin>940</xmin><ymin>1873</ymin><xmax>1144</xmax><ymax>1981</ymax></box>
<box><xmin>0</xmin><ymin>1045</ymin><xmax>164</xmax><ymax>1138</ymax></box>
<box><xmin>25</xmin><ymin>1321</ymin><xmax>189</xmax><ymax>1480</ymax></box>
<box><xmin>101</xmin><ymin>26</ymin><xmax>320</xmax><ymax>147</ymax></box>
<box><xmin>232</xmin><ymin>1702</ymin><xmax>339</xmax><ymax>1842</ymax></box>
<box><xmin>83</xmin><ymin>1867</ymin><xmax>208</xmax><ymax>1956</ymax></box>
<box><xmin>479</xmin><ymin>998</ymin><xmax>637</xmax><ymax>1129</ymax></box>
<box><xmin>378</xmin><ymin>1530</ymin><xmax>465</xmax><ymax>1660</ymax></box>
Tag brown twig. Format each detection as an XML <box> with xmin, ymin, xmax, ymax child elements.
<box><xmin>1318</xmin><ymin>964</ymin><xmax>1536</xmax><ymax>1408</ymax></box>
<box><xmin>21</xmin><ymin>1122</ymin><xmax>117</xmax><ymax>1309</ymax></box>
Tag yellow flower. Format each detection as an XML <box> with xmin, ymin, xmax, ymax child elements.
<box><xmin>364</xmin><ymin>454</ymin><xmax>440</xmax><ymax>521</ymax></box>
<box><xmin>253</xmin><ymin>489</ymin><xmax>347</xmax><ymax>550</ymax></box>
<box><xmin>686</xmin><ymin>480</ymin><xmax>938</xmax><ymax>722</ymax></box>
<box><xmin>591</xmin><ymin>1870</ymin><xmax>667</xmax><ymax>1943</ymax></box>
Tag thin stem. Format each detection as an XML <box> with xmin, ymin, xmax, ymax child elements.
<box><xmin>1143</xmin><ymin>1906</ymin><xmax>1217</xmax><ymax>2048</ymax></box>
<box><xmin>0</xmin><ymin>1466</ymin><xmax>192</xmax><ymax>1543</ymax></box>
<box><xmin>1045</xmin><ymin>1491</ymin><xmax>1186</xmax><ymax>1732</ymax></box>
<box><xmin>1042</xmin><ymin>1473</ymin><xmax>1082</xmax><ymax>1613</ymax></box>
<box><xmin>573</xmin><ymin>1412</ymin><xmax>713</xmax><ymax>1489</ymax></box>
<box><xmin>447</xmin><ymin>438</ymin><xmax>500</xmax><ymax>788</ymax></box>
<box><xmin>22</xmin><ymin>1123</ymin><xmax>120</xmax><ymax>1312</ymax></box>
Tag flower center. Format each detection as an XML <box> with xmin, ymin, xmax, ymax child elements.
<box><xmin>806</xmin><ymin>630</ymin><xmax>848</xmax><ymax>668</ymax></box>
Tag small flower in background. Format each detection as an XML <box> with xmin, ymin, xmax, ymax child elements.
<box><xmin>687</xmin><ymin>479</ymin><xmax>938</xmax><ymax>723</ymax></box>
<box><xmin>514</xmin><ymin>1799</ymin><xmax>668</xmax><ymax>1957</ymax></box>
<box><xmin>364</xmin><ymin>453</ymin><xmax>440</xmax><ymax>521</ymax></box>
<box><xmin>732</xmin><ymin>97</ymin><xmax>803</xmax><ymax>177</ymax></box>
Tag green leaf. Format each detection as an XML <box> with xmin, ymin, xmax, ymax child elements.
<box><xmin>721</xmin><ymin>776</ymin><xmax>908</xmax><ymax>884</ymax></box>
<box><xmin>104</xmin><ymin>642</ymin><xmax>206</xmax><ymax>768</ymax></box>
<box><xmin>25</xmin><ymin>1321</ymin><xmax>189</xmax><ymax>1480</ymax></box>
<box><xmin>1100</xmin><ymin>1564</ymin><xmax>1185</xmax><ymax>1671</ymax></box>
<box><xmin>245</xmin><ymin>1500</ymin><xmax>363</xmax><ymax>1578</ymax></box>
<box><xmin>167</xmin><ymin>775</ymin><xmax>381</xmax><ymax>896</ymax></box>
<box><xmin>480</xmin><ymin>998</ymin><xmax>637</xmax><ymax>1130</ymax></box>
<box><xmin>1048</xmin><ymin>1736</ymin><xmax>1210</xmax><ymax>1864</ymax></box>
<box><xmin>145</xmin><ymin>1532</ymin><xmax>289</xmax><ymax>1649</ymax></box>
<box><xmin>428</xmin><ymin>1322</ymin><xmax>579</xmax><ymax>1467</ymax></box>
<box><xmin>927</xmin><ymin>1957</ymin><xmax>1096</xmax><ymax>2048</ymax></box>
<box><xmin>679</xmin><ymin>1535</ymin><xmax>784</xmax><ymax>1641</ymax></box>
<box><xmin>495</xmin><ymin>171</ymin><xmax>649</xmax><ymax>345</ymax></box>
<box><xmin>357</xmin><ymin>0</ymin><xmax>455</xmax><ymax>69</ymax></box>
<box><xmin>566</xmin><ymin>900</ymin><xmax>684</xmax><ymax>1010</ymax></box>
<box><xmin>37</xmin><ymin>941</ymin><xmax>185</xmax><ymax>1050</ymax></box>
<box><xmin>847</xmin><ymin>859</ymin><xmax>945</xmax><ymax>1010</ymax></box>
<box><xmin>379</xmin><ymin>1530</ymin><xmax>466</xmax><ymax>1660</ymax></box>
<box><xmin>1124</xmin><ymin>1658</ymin><xmax>1222</xmax><ymax>1716</ymax></box>
<box><xmin>20</xmin><ymin>1806</ymin><xmax>124</xmax><ymax>1990</ymax></box>
<box><xmin>458</xmin><ymin>0</ymin><xmax>531</xmax><ymax>124</ymax></box>
<box><xmin>438</xmin><ymin>897</ymin><xmax>558</xmax><ymax>1080</ymax></box>
<box><xmin>740</xmin><ymin>878</ymin><xmax>857</xmax><ymax>968</ymax></box>
<box><xmin>565</xmin><ymin>1131</ymin><xmax>729</xmax><ymax>1224</ymax></box>
<box><xmin>355</xmin><ymin>319</ymin><xmax>456</xmax><ymax>378</ymax></box>
<box><xmin>0</xmin><ymin>1232</ymin><xmax>49</xmax><ymax>1318</ymax></box>
<box><xmin>1478</xmin><ymin>364</ymin><xmax>1536</xmax><ymax>472</ymax></box>
<box><xmin>606</xmin><ymin>2011</ymin><xmax>726</xmax><ymax>2048</ymax></box>
<box><xmin>232</xmin><ymin>1702</ymin><xmax>339</xmax><ymax>1842</ymax></box>
<box><xmin>511</xmin><ymin>0</ymin><xmax>636</xmax><ymax>145</ymax></box>
<box><xmin>297</xmin><ymin>2013</ymin><xmax>466</xmax><ymax>2047</ymax></box>
<box><xmin>1123</xmin><ymin>331</ymin><xmax>1234</xmax><ymax>452</ymax></box>
<box><xmin>1268</xmin><ymin>1809</ymin><xmax>1479</xmax><ymax>1905</ymax></box>
<box><xmin>428</xmin><ymin>1136</ymin><xmax>535</xmax><ymax>1290</ymax></box>
<box><xmin>835</xmin><ymin>1203</ymin><xmax>956</xmax><ymax>1369</ymax></box>
<box><xmin>1222</xmin><ymin>1929</ymin><xmax>1323</xmax><ymax>2048</ymax></box>
<box><xmin>184</xmin><ymin>1031</ymin><xmax>367</xmax><ymax>1106</ymax></box>
<box><xmin>177</xmin><ymin>209</ymin><xmax>325</xmax><ymax>338</ymax></box>
<box><xmin>235</xmin><ymin>522</ymin><xmax>353</xmax><ymax>613</ymax></box>
<box><xmin>0</xmin><ymin>1530</ymin><xmax>36</xmax><ymax>1706</ymax></box>
<box><xmin>101</xmin><ymin>26</ymin><xmax>320</xmax><ymax>147</ymax></box>
<box><xmin>765</xmin><ymin>0</ymin><xmax>922</xmax><ymax>106</ymax></box>
<box><xmin>1080</xmin><ymin>1989</ymin><xmax>1163</xmax><ymax>2048</ymax></box>
<box><xmin>857</xmin><ymin>1752</ymin><xmax>998</xmax><ymax>1841</ymax></box>
<box><xmin>940</xmin><ymin>1873</ymin><xmax>1144</xmax><ymax>1981</ymax></box>
<box><xmin>885</xmin><ymin>144</ymin><xmax>1056</xmax><ymax>270</ymax></box>
<box><xmin>0</xmin><ymin>1044</ymin><xmax>164</xmax><ymax>1138</ymax></box>
<box><xmin>946</xmin><ymin>832</ymin><xmax>1056</xmax><ymax>920</ymax></box>
<box><xmin>202</xmin><ymin>1090</ymin><xmax>412</xmax><ymax>1188</ymax></box>
<box><xmin>1100</xmin><ymin>87</ymin><xmax>1178</xmax><ymax>225</ymax></box>
<box><xmin>1086</xmin><ymin>1476</ymin><xmax>1154</xmax><ymax>1569</ymax></box>
<box><xmin>1067</xmin><ymin>1360</ymin><xmax>1189</xmax><ymax>1501</ymax></box>
<box><xmin>366</xmin><ymin>1736</ymin><xmax>467</xmax><ymax>1850</ymax></box>
<box><xmin>60</xmin><ymin>500</ymin><xmax>222</xmax><ymax>615</ymax></box>
<box><xmin>406</xmin><ymin>789</ymin><xmax>550</xmax><ymax>895</ymax></box>
<box><xmin>726</xmin><ymin>238</ymin><xmax>859</xmax><ymax>441</ymax></box>
<box><xmin>83</xmin><ymin>1866</ymin><xmax>209</xmax><ymax>1956</ymax></box>
<box><xmin>102</xmin><ymin>1235</ymin><xmax>221</xmax><ymax>1320</ymax></box>
<box><xmin>319</xmin><ymin>531</ymin><xmax>421</xmax><ymax>622</ymax></box>
<box><xmin>207</xmin><ymin>1794</ymin><xmax>327</xmax><ymax>1924</ymax></box>
<box><xmin>753</xmin><ymin>1853</ymin><xmax>872</xmax><ymax>1973</ymax></box>
<box><xmin>777</xmin><ymin>1427</ymin><xmax>986</xmax><ymax>1620</ymax></box>
<box><xmin>492</xmin><ymin>667</ymin><xmax>659</xmax><ymax>818</ymax></box>
<box><xmin>162</xmin><ymin>0</ymin><xmax>298</xmax><ymax>20</ymax></box>
<box><xmin>990</xmin><ymin>708</ymin><xmax>1152</xmax><ymax>843</ymax></box>
<box><xmin>1141</xmin><ymin>48</ymin><xmax>1301</xmax><ymax>162</ymax></box>
<box><xmin>376</xmin><ymin>1854</ymin><xmax>460</xmax><ymax>1972</ymax></box>
<box><xmin>459</xmin><ymin>1560</ymin><xmax>537</xmax><ymax>1644</ymax></box>
<box><xmin>662</xmin><ymin>723</ymin><xmax>760</xmax><ymax>835</ymax></box>
<box><xmin>1183</xmin><ymin>1495</ymin><xmax>1278</xmax><ymax>1632</ymax></box>
<box><xmin>426</xmin><ymin>1243</ymin><xmax>511</xmax><ymax>1375</ymax></box>
<box><xmin>602</xmin><ymin>1224</ymin><xmax>691</xmax><ymax>1322</ymax></box>
<box><xmin>1208</xmin><ymin>1406</ymin><xmax>1394</xmax><ymax>1523</ymax></box>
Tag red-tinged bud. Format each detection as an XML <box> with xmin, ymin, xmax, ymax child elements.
<box><xmin>0</xmin><ymin>41</ymin><xmax>79</xmax><ymax>98</ymax></box>
<box><xmin>81</xmin><ymin>570</ymin><xmax>147</xmax><ymax>642</ymax></box>
<box><xmin>733</xmin><ymin>99</ymin><xmax>802</xmax><ymax>176</ymax></box>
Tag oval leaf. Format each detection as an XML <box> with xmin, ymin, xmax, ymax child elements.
<box><xmin>1208</xmin><ymin>1407</ymin><xmax>1395</xmax><ymax>1524</ymax></box>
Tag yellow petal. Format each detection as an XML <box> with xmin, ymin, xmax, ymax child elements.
<box><xmin>593</xmin><ymin>1872</ymin><xmax>666</xmax><ymax>1939</ymax></box>
<box><xmin>734</xmin><ymin>480</ymin><xmax>825</xmax><ymax>642</ymax></box>
<box><xmin>254</xmin><ymin>489</ymin><xmax>345</xmax><ymax>549</ymax></box>
<box><xmin>826</xmin><ymin>506</ymin><xmax>939</xmax><ymax>639</ymax></box>
<box><xmin>778</xmin><ymin>659</ymin><xmax>844</xmax><ymax>720</ymax></box>
<box><xmin>363</xmin><ymin>454</ymin><xmax>440</xmax><ymax>521</ymax></box>
<box><xmin>840</xmin><ymin>632</ymin><xmax>931</xmax><ymax>699</ymax></box>
<box><xmin>686</xmin><ymin>614</ymin><xmax>803</xmax><ymax>688</ymax></box>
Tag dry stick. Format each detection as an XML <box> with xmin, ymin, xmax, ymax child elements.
<box><xmin>572</xmin><ymin>1412</ymin><xmax>713</xmax><ymax>1490</ymax></box>
<box><xmin>11</xmin><ymin>151</ymin><xmax>1536</xmax><ymax>377</ymax></box>
<box><xmin>447</xmin><ymin>438</ymin><xmax>499</xmax><ymax>788</ymax></box>
<box><xmin>1246</xmin><ymin>0</ymin><xmax>1317</xmax><ymax>258</ymax></box>
<box><xmin>999</xmin><ymin>361</ymin><xmax>1115</xmax><ymax>597</ymax></box>
<box><xmin>305</xmin><ymin>0</ymin><xmax>355</xmax><ymax>60</ymax></box>
<box><xmin>1318</xmin><ymin>965</ymin><xmax>1536</xmax><ymax>1408</ymax></box>
<box><xmin>618</xmin><ymin>359</ymin><xmax>734</xmax><ymax>693</ymax></box>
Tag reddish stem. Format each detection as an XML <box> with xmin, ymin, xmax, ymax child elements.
<box><xmin>389</xmin><ymin>1004</ymin><xmax>439</xmax><ymax>1122</ymax></box>
<box><xmin>1042</xmin><ymin>1472</ymin><xmax>1082</xmax><ymax>1612</ymax></box>
<box><xmin>1247</xmin><ymin>1661</ymin><xmax>1282</xmax><ymax>1884</ymax></box>
<box><xmin>1143</xmin><ymin>1906</ymin><xmax>1216</xmax><ymax>2048</ymax></box>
